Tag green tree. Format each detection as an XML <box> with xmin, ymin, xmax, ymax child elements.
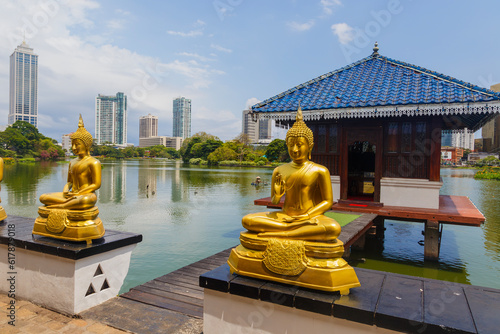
<box><xmin>207</xmin><ymin>146</ymin><xmax>238</xmax><ymax>164</ymax></box>
<box><xmin>0</xmin><ymin>127</ymin><xmax>31</xmax><ymax>156</ymax></box>
<box><xmin>180</xmin><ymin>133</ymin><xmax>221</xmax><ymax>162</ymax></box>
<box><xmin>265</xmin><ymin>139</ymin><xmax>288</xmax><ymax>162</ymax></box>
<box><xmin>11</xmin><ymin>121</ymin><xmax>43</xmax><ymax>142</ymax></box>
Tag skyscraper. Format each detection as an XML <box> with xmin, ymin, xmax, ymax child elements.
<box><xmin>95</xmin><ymin>92</ymin><xmax>127</xmax><ymax>145</ymax></box>
<box><xmin>139</xmin><ymin>114</ymin><xmax>158</xmax><ymax>138</ymax></box>
<box><xmin>9</xmin><ymin>41</ymin><xmax>38</xmax><ymax>127</ymax></box>
<box><xmin>242</xmin><ymin>109</ymin><xmax>272</xmax><ymax>143</ymax></box>
<box><xmin>172</xmin><ymin>97</ymin><xmax>191</xmax><ymax>139</ymax></box>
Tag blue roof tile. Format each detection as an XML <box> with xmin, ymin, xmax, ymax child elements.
<box><xmin>252</xmin><ymin>54</ymin><xmax>500</xmax><ymax>113</ymax></box>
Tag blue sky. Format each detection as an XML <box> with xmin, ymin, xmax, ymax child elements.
<box><xmin>0</xmin><ymin>0</ymin><xmax>498</xmax><ymax>144</ymax></box>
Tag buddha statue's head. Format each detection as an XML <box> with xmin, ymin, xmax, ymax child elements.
<box><xmin>71</xmin><ymin>115</ymin><xmax>93</xmax><ymax>151</ymax></box>
<box><xmin>285</xmin><ymin>106</ymin><xmax>314</xmax><ymax>161</ymax></box>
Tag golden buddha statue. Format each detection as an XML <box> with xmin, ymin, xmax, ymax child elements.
<box><xmin>0</xmin><ymin>157</ymin><xmax>7</xmax><ymax>221</ymax></box>
<box><xmin>228</xmin><ymin>107</ymin><xmax>360</xmax><ymax>294</ymax></box>
<box><xmin>32</xmin><ymin>115</ymin><xmax>104</xmax><ymax>243</ymax></box>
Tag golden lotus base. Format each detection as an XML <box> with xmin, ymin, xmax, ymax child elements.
<box><xmin>227</xmin><ymin>232</ymin><xmax>360</xmax><ymax>294</ymax></box>
<box><xmin>0</xmin><ymin>206</ymin><xmax>6</xmax><ymax>221</ymax></box>
<box><xmin>32</xmin><ymin>206</ymin><xmax>105</xmax><ymax>243</ymax></box>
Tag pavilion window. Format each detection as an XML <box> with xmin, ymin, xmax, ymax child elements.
<box><xmin>310</xmin><ymin>124</ymin><xmax>318</xmax><ymax>153</ymax></box>
<box><xmin>401</xmin><ymin>122</ymin><xmax>412</xmax><ymax>153</ymax></box>
<box><xmin>415</xmin><ymin>122</ymin><xmax>426</xmax><ymax>152</ymax></box>
<box><xmin>386</xmin><ymin>122</ymin><xmax>398</xmax><ymax>153</ymax></box>
<box><xmin>317</xmin><ymin>125</ymin><xmax>327</xmax><ymax>153</ymax></box>
<box><xmin>328</xmin><ymin>124</ymin><xmax>338</xmax><ymax>153</ymax></box>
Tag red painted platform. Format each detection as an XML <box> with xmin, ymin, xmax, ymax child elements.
<box><xmin>254</xmin><ymin>195</ymin><xmax>485</xmax><ymax>226</ymax></box>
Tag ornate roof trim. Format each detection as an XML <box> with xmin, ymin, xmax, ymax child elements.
<box><xmin>257</xmin><ymin>101</ymin><xmax>500</xmax><ymax>131</ymax></box>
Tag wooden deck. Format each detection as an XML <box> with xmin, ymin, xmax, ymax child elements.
<box><xmin>82</xmin><ymin>242</ymin><xmax>500</xmax><ymax>334</ymax></box>
<box><xmin>81</xmin><ymin>248</ymin><xmax>233</xmax><ymax>333</ymax></box>
<box><xmin>255</xmin><ymin>195</ymin><xmax>485</xmax><ymax>226</ymax></box>
<box><xmin>121</xmin><ymin>248</ymin><xmax>232</xmax><ymax>318</ymax></box>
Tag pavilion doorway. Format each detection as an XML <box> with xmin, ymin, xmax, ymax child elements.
<box><xmin>341</xmin><ymin>126</ymin><xmax>382</xmax><ymax>204</ymax></box>
<box><xmin>347</xmin><ymin>140</ymin><xmax>376</xmax><ymax>201</ymax></box>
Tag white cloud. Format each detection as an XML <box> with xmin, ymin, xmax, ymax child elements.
<box><xmin>287</xmin><ymin>20</ymin><xmax>315</xmax><ymax>32</ymax></box>
<box><xmin>210</xmin><ymin>43</ymin><xmax>232</xmax><ymax>53</ymax></box>
<box><xmin>320</xmin><ymin>0</ymin><xmax>342</xmax><ymax>15</ymax></box>
<box><xmin>195</xmin><ymin>19</ymin><xmax>206</xmax><ymax>27</ymax></box>
<box><xmin>107</xmin><ymin>19</ymin><xmax>125</xmax><ymax>30</ymax></box>
<box><xmin>331</xmin><ymin>22</ymin><xmax>354</xmax><ymax>44</ymax></box>
<box><xmin>246</xmin><ymin>97</ymin><xmax>261</xmax><ymax>109</ymax></box>
<box><xmin>0</xmin><ymin>1</ymin><xmax>226</xmax><ymax>144</ymax></box>
<box><xmin>177</xmin><ymin>52</ymin><xmax>215</xmax><ymax>62</ymax></box>
<box><xmin>166</xmin><ymin>30</ymin><xmax>203</xmax><ymax>37</ymax></box>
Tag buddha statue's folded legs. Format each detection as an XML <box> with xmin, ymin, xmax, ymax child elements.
<box><xmin>39</xmin><ymin>192</ymin><xmax>97</xmax><ymax>210</ymax></box>
<box><xmin>242</xmin><ymin>211</ymin><xmax>341</xmax><ymax>241</ymax></box>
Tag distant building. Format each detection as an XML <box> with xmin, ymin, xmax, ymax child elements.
<box><xmin>95</xmin><ymin>92</ymin><xmax>127</xmax><ymax>145</ymax></box>
<box><xmin>138</xmin><ymin>136</ymin><xmax>183</xmax><ymax>150</ymax></box>
<box><xmin>481</xmin><ymin>83</ymin><xmax>500</xmax><ymax>152</ymax></box>
<box><xmin>441</xmin><ymin>146</ymin><xmax>464</xmax><ymax>164</ymax></box>
<box><xmin>441</xmin><ymin>129</ymin><xmax>474</xmax><ymax>150</ymax></box>
<box><xmin>61</xmin><ymin>133</ymin><xmax>72</xmax><ymax>155</ymax></box>
<box><xmin>139</xmin><ymin>114</ymin><xmax>158</xmax><ymax>138</ymax></box>
<box><xmin>242</xmin><ymin>109</ymin><xmax>272</xmax><ymax>144</ymax></box>
<box><xmin>172</xmin><ymin>97</ymin><xmax>191</xmax><ymax>139</ymax></box>
<box><xmin>9</xmin><ymin>41</ymin><xmax>38</xmax><ymax>127</ymax></box>
<box><xmin>468</xmin><ymin>152</ymin><xmax>499</xmax><ymax>162</ymax></box>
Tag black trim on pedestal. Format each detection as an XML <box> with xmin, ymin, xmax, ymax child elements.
<box><xmin>0</xmin><ymin>216</ymin><xmax>142</xmax><ymax>260</ymax></box>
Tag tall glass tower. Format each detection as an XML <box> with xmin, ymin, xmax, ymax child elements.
<box><xmin>9</xmin><ymin>41</ymin><xmax>38</xmax><ymax>127</ymax></box>
<box><xmin>95</xmin><ymin>92</ymin><xmax>127</xmax><ymax>145</ymax></box>
<box><xmin>172</xmin><ymin>97</ymin><xmax>191</xmax><ymax>139</ymax></box>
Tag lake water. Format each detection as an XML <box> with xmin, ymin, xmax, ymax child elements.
<box><xmin>2</xmin><ymin>161</ymin><xmax>499</xmax><ymax>293</ymax></box>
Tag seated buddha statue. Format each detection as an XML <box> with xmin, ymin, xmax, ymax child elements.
<box><xmin>228</xmin><ymin>107</ymin><xmax>360</xmax><ymax>294</ymax></box>
<box><xmin>0</xmin><ymin>157</ymin><xmax>7</xmax><ymax>221</ymax></box>
<box><xmin>33</xmin><ymin>115</ymin><xmax>104</xmax><ymax>243</ymax></box>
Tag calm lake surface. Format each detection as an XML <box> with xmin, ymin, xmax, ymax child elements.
<box><xmin>2</xmin><ymin>161</ymin><xmax>499</xmax><ymax>293</ymax></box>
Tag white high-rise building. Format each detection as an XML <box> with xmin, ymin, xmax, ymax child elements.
<box><xmin>95</xmin><ymin>92</ymin><xmax>127</xmax><ymax>145</ymax></box>
<box><xmin>172</xmin><ymin>97</ymin><xmax>191</xmax><ymax>139</ymax></box>
<box><xmin>139</xmin><ymin>114</ymin><xmax>158</xmax><ymax>138</ymax></box>
<box><xmin>441</xmin><ymin>128</ymin><xmax>475</xmax><ymax>150</ymax></box>
<box><xmin>9</xmin><ymin>41</ymin><xmax>38</xmax><ymax>127</ymax></box>
<box><xmin>61</xmin><ymin>133</ymin><xmax>72</xmax><ymax>156</ymax></box>
<box><xmin>242</xmin><ymin>110</ymin><xmax>272</xmax><ymax>143</ymax></box>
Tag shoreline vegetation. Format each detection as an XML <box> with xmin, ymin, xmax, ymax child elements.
<box><xmin>474</xmin><ymin>166</ymin><xmax>500</xmax><ymax>180</ymax></box>
<box><xmin>3</xmin><ymin>122</ymin><xmax>497</xmax><ymax>172</ymax></box>
<box><xmin>1</xmin><ymin>125</ymin><xmax>290</xmax><ymax>168</ymax></box>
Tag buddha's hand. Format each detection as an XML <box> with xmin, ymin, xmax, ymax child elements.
<box><xmin>283</xmin><ymin>214</ymin><xmax>316</xmax><ymax>223</ymax></box>
<box><xmin>64</xmin><ymin>191</ymin><xmax>78</xmax><ymax>198</ymax></box>
<box><xmin>274</xmin><ymin>173</ymin><xmax>286</xmax><ymax>197</ymax></box>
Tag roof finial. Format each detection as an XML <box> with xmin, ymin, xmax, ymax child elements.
<box><xmin>297</xmin><ymin>102</ymin><xmax>303</xmax><ymax>122</ymax></box>
<box><xmin>372</xmin><ymin>41</ymin><xmax>379</xmax><ymax>56</ymax></box>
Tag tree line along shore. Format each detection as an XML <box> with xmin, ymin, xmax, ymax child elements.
<box><xmin>0</xmin><ymin>122</ymin><xmax>289</xmax><ymax>167</ymax></box>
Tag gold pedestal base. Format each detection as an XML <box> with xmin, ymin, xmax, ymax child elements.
<box><xmin>32</xmin><ymin>206</ymin><xmax>105</xmax><ymax>243</ymax></box>
<box><xmin>227</xmin><ymin>232</ymin><xmax>360</xmax><ymax>294</ymax></box>
<box><xmin>0</xmin><ymin>206</ymin><xmax>7</xmax><ymax>221</ymax></box>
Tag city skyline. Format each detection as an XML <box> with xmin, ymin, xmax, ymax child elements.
<box><xmin>9</xmin><ymin>41</ymin><xmax>38</xmax><ymax>128</ymax></box>
<box><xmin>1</xmin><ymin>1</ymin><xmax>499</xmax><ymax>145</ymax></box>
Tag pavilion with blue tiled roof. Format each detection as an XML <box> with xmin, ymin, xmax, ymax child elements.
<box><xmin>251</xmin><ymin>44</ymin><xmax>500</xmax><ymax>209</ymax></box>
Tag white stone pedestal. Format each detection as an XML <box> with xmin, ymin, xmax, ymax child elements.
<box><xmin>203</xmin><ymin>289</ymin><xmax>397</xmax><ymax>334</ymax></box>
<box><xmin>0</xmin><ymin>216</ymin><xmax>141</xmax><ymax>315</ymax></box>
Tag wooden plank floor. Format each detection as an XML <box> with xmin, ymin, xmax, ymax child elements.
<box><xmin>120</xmin><ymin>248</ymin><xmax>232</xmax><ymax>319</ymax></box>
<box><xmin>117</xmin><ymin>212</ymin><xmax>376</xmax><ymax>321</ymax></box>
